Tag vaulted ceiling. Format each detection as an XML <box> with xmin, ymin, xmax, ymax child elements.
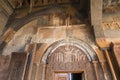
<box><xmin>0</xmin><ymin>0</ymin><xmax>120</xmax><ymax>38</ymax></box>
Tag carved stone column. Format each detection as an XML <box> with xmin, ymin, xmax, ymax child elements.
<box><xmin>91</xmin><ymin>0</ymin><xmax>105</xmax><ymax>39</ymax></box>
<box><xmin>95</xmin><ymin>48</ymin><xmax>113</xmax><ymax>80</ymax></box>
<box><xmin>93</xmin><ymin>61</ymin><xmax>105</xmax><ymax>80</ymax></box>
<box><xmin>42</xmin><ymin>63</ymin><xmax>47</xmax><ymax>80</ymax></box>
<box><xmin>24</xmin><ymin>43</ymin><xmax>37</xmax><ymax>80</ymax></box>
<box><xmin>29</xmin><ymin>0</ymin><xmax>34</xmax><ymax>13</ymax></box>
<box><xmin>104</xmin><ymin>50</ymin><xmax>118</xmax><ymax>80</ymax></box>
<box><xmin>101</xmin><ymin>62</ymin><xmax>112</xmax><ymax>80</ymax></box>
<box><xmin>113</xmin><ymin>44</ymin><xmax>120</xmax><ymax>68</ymax></box>
<box><xmin>93</xmin><ymin>61</ymin><xmax>99</xmax><ymax>80</ymax></box>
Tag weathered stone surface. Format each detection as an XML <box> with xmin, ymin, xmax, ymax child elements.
<box><xmin>7</xmin><ymin>53</ymin><xmax>27</xmax><ymax>80</ymax></box>
<box><xmin>102</xmin><ymin>11</ymin><xmax>120</xmax><ymax>43</ymax></box>
<box><xmin>0</xmin><ymin>0</ymin><xmax>13</xmax><ymax>15</ymax></box>
<box><xmin>2</xmin><ymin>20</ymin><xmax>37</xmax><ymax>55</ymax></box>
<box><xmin>0</xmin><ymin>7</ymin><xmax>9</xmax><ymax>36</ymax></box>
<box><xmin>102</xmin><ymin>12</ymin><xmax>120</xmax><ymax>30</ymax></box>
<box><xmin>0</xmin><ymin>0</ymin><xmax>118</xmax><ymax>80</ymax></box>
<box><xmin>113</xmin><ymin>44</ymin><xmax>120</xmax><ymax>68</ymax></box>
<box><xmin>0</xmin><ymin>55</ymin><xmax>10</xmax><ymax>80</ymax></box>
<box><xmin>0</xmin><ymin>0</ymin><xmax>13</xmax><ymax>36</ymax></box>
<box><xmin>91</xmin><ymin>0</ymin><xmax>104</xmax><ymax>38</ymax></box>
<box><xmin>36</xmin><ymin>25</ymin><xmax>94</xmax><ymax>44</ymax></box>
<box><xmin>43</xmin><ymin>44</ymin><xmax>104</xmax><ymax>80</ymax></box>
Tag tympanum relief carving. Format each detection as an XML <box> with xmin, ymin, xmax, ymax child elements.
<box><xmin>45</xmin><ymin>44</ymin><xmax>96</xmax><ymax>80</ymax></box>
<box><xmin>51</xmin><ymin>45</ymin><xmax>87</xmax><ymax>63</ymax></box>
<box><xmin>47</xmin><ymin>44</ymin><xmax>88</xmax><ymax>71</ymax></box>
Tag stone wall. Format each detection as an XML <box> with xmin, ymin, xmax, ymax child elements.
<box><xmin>0</xmin><ymin>55</ymin><xmax>11</xmax><ymax>80</ymax></box>
<box><xmin>0</xmin><ymin>0</ymin><xmax>13</xmax><ymax>36</ymax></box>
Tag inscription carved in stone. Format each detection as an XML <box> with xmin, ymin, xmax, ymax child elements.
<box><xmin>102</xmin><ymin>16</ymin><xmax>120</xmax><ymax>30</ymax></box>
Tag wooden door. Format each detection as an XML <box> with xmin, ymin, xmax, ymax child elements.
<box><xmin>54</xmin><ymin>73</ymin><xmax>69</xmax><ymax>80</ymax></box>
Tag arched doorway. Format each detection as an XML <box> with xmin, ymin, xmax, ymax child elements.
<box><xmin>40</xmin><ymin>39</ymin><xmax>105</xmax><ymax>80</ymax></box>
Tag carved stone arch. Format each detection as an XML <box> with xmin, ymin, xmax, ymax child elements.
<box><xmin>42</xmin><ymin>38</ymin><xmax>98</xmax><ymax>64</ymax></box>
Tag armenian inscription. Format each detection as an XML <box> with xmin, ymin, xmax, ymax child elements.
<box><xmin>102</xmin><ymin>16</ymin><xmax>120</xmax><ymax>30</ymax></box>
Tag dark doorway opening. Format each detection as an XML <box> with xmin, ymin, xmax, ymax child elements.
<box><xmin>54</xmin><ymin>72</ymin><xmax>84</xmax><ymax>80</ymax></box>
<box><xmin>70</xmin><ymin>73</ymin><xmax>83</xmax><ymax>80</ymax></box>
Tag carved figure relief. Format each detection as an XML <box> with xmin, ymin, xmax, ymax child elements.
<box><xmin>50</xmin><ymin>45</ymin><xmax>87</xmax><ymax>63</ymax></box>
<box><xmin>45</xmin><ymin>44</ymin><xmax>90</xmax><ymax>72</ymax></box>
<box><xmin>43</xmin><ymin>44</ymin><xmax>97</xmax><ymax>80</ymax></box>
